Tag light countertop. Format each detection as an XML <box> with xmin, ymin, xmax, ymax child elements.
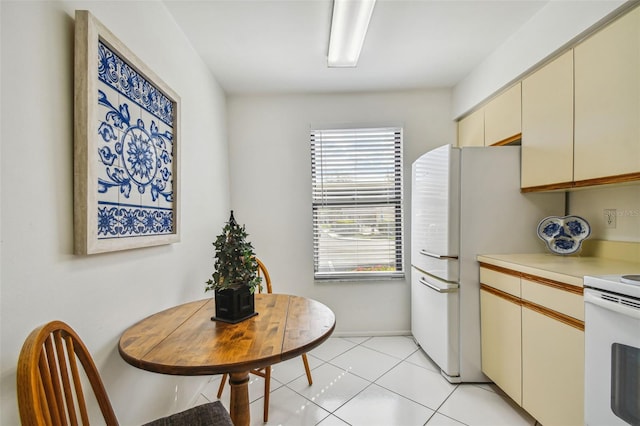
<box><xmin>477</xmin><ymin>253</ymin><xmax>640</xmax><ymax>287</ymax></box>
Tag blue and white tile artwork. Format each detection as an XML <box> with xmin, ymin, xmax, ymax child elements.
<box><xmin>96</xmin><ymin>41</ymin><xmax>175</xmax><ymax>239</ymax></box>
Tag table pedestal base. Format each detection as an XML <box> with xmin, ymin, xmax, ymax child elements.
<box><xmin>229</xmin><ymin>371</ymin><xmax>250</xmax><ymax>426</ymax></box>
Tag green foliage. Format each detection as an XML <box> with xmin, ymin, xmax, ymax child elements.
<box><xmin>205</xmin><ymin>211</ymin><xmax>262</xmax><ymax>294</ymax></box>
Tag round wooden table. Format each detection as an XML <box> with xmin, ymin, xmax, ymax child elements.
<box><xmin>118</xmin><ymin>293</ymin><xmax>335</xmax><ymax>426</ymax></box>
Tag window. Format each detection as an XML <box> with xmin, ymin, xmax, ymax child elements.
<box><xmin>311</xmin><ymin>127</ymin><xmax>404</xmax><ymax>280</ymax></box>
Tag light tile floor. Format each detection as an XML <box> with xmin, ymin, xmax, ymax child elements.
<box><xmin>194</xmin><ymin>336</ymin><xmax>538</xmax><ymax>426</ymax></box>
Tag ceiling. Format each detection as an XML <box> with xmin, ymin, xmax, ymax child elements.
<box><xmin>163</xmin><ymin>0</ymin><xmax>549</xmax><ymax>95</ymax></box>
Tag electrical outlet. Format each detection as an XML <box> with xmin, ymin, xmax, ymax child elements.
<box><xmin>604</xmin><ymin>209</ymin><xmax>617</xmax><ymax>229</ymax></box>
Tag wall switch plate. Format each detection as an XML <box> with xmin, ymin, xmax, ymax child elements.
<box><xmin>604</xmin><ymin>209</ymin><xmax>617</xmax><ymax>228</ymax></box>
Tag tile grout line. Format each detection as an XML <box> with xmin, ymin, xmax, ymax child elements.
<box><xmin>321</xmin><ymin>338</ymin><xmax>455</xmax><ymax>425</ymax></box>
<box><xmin>309</xmin><ymin>337</ymin><xmax>451</xmax><ymax>425</ymax></box>
<box><xmin>205</xmin><ymin>337</ymin><xmax>531</xmax><ymax>425</ymax></box>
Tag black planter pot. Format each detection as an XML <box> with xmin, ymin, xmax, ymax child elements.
<box><xmin>211</xmin><ymin>285</ymin><xmax>257</xmax><ymax>323</ymax></box>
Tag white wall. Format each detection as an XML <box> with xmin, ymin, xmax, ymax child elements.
<box><xmin>569</xmin><ymin>184</ymin><xmax>640</xmax><ymax>242</ymax></box>
<box><xmin>227</xmin><ymin>90</ymin><xmax>454</xmax><ymax>335</ymax></box>
<box><xmin>0</xmin><ymin>1</ymin><xmax>229</xmax><ymax>424</ymax></box>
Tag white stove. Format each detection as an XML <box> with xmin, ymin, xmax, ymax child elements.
<box><xmin>584</xmin><ymin>274</ymin><xmax>640</xmax><ymax>299</ymax></box>
<box><xmin>584</xmin><ymin>273</ymin><xmax>640</xmax><ymax>426</ymax></box>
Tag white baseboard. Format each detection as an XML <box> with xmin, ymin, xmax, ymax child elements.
<box><xmin>331</xmin><ymin>330</ymin><xmax>412</xmax><ymax>338</ymax></box>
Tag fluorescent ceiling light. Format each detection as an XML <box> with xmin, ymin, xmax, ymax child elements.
<box><xmin>327</xmin><ymin>0</ymin><xmax>376</xmax><ymax>68</ymax></box>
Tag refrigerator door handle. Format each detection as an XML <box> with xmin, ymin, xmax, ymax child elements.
<box><xmin>419</xmin><ymin>277</ymin><xmax>458</xmax><ymax>293</ymax></box>
<box><xmin>419</xmin><ymin>250</ymin><xmax>459</xmax><ymax>260</ymax></box>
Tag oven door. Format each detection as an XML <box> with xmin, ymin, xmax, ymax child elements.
<box><xmin>584</xmin><ymin>288</ymin><xmax>640</xmax><ymax>426</ymax></box>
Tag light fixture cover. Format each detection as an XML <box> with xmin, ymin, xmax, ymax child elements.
<box><xmin>328</xmin><ymin>0</ymin><xmax>376</xmax><ymax>67</ymax></box>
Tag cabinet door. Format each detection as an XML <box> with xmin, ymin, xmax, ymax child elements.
<box><xmin>484</xmin><ymin>83</ymin><xmax>522</xmax><ymax>146</ymax></box>
<box><xmin>522</xmin><ymin>307</ymin><xmax>584</xmax><ymax>426</ymax></box>
<box><xmin>480</xmin><ymin>288</ymin><xmax>522</xmax><ymax>405</ymax></box>
<box><xmin>458</xmin><ymin>108</ymin><xmax>484</xmax><ymax>147</ymax></box>
<box><xmin>574</xmin><ymin>7</ymin><xmax>640</xmax><ymax>181</ymax></box>
<box><xmin>521</xmin><ymin>51</ymin><xmax>574</xmax><ymax>188</ymax></box>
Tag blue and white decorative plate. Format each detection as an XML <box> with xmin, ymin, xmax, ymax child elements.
<box><xmin>537</xmin><ymin>215</ymin><xmax>591</xmax><ymax>255</ymax></box>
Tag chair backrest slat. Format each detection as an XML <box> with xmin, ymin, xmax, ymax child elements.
<box><xmin>38</xmin><ymin>377</ymin><xmax>53</xmax><ymax>425</ymax></box>
<box><xmin>54</xmin><ymin>331</ymin><xmax>80</xmax><ymax>426</ymax></box>
<box><xmin>39</xmin><ymin>341</ymin><xmax>64</xmax><ymax>426</ymax></box>
<box><xmin>63</xmin><ymin>334</ymin><xmax>90</xmax><ymax>425</ymax></box>
<box><xmin>17</xmin><ymin>321</ymin><xmax>119</xmax><ymax>426</ymax></box>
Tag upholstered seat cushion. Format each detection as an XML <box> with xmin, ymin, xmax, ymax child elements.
<box><xmin>143</xmin><ymin>401</ymin><xmax>233</xmax><ymax>426</ymax></box>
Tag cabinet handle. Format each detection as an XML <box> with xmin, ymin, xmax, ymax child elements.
<box><xmin>419</xmin><ymin>277</ymin><xmax>458</xmax><ymax>293</ymax></box>
<box><xmin>419</xmin><ymin>250</ymin><xmax>458</xmax><ymax>260</ymax></box>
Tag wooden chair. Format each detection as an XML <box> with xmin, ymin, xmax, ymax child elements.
<box><xmin>216</xmin><ymin>257</ymin><xmax>313</xmax><ymax>422</ymax></box>
<box><xmin>17</xmin><ymin>320</ymin><xmax>233</xmax><ymax>426</ymax></box>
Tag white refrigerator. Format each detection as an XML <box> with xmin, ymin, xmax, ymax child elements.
<box><xmin>411</xmin><ymin>144</ymin><xmax>565</xmax><ymax>383</ymax></box>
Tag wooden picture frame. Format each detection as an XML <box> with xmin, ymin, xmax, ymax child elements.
<box><xmin>74</xmin><ymin>10</ymin><xmax>180</xmax><ymax>254</ymax></box>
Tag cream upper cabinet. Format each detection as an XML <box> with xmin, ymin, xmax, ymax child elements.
<box><xmin>521</xmin><ymin>51</ymin><xmax>574</xmax><ymax>189</ymax></box>
<box><xmin>484</xmin><ymin>83</ymin><xmax>522</xmax><ymax>146</ymax></box>
<box><xmin>574</xmin><ymin>6</ymin><xmax>640</xmax><ymax>181</ymax></box>
<box><xmin>458</xmin><ymin>82</ymin><xmax>522</xmax><ymax>147</ymax></box>
<box><xmin>457</xmin><ymin>108</ymin><xmax>484</xmax><ymax>147</ymax></box>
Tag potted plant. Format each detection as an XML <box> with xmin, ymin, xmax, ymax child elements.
<box><xmin>206</xmin><ymin>211</ymin><xmax>262</xmax><ymax>323</ymax></box>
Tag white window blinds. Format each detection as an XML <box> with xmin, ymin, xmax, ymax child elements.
<box><xmin>311</xmin><ymin>127</ymin><xmax>404</xmax><ymax>280</ymax></box>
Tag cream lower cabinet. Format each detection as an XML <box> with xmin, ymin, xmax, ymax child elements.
<box><xmin>522</xmin><ymin>307</ymin><xmax>585</xmax><ymax>426</ymax></box>
<box><xmin>479</xmin><ymin>264</ymin><xmax>584</xmax><ymax>426</ymax></box>
<box><xmin>480</xmin><ymin>288</ymin><xmax>522</xmax><ymax>404</ymax></box>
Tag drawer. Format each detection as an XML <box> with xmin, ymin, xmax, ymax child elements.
<box><xmin>480</xmin><ymin>267</ymin><xmax>520</xmax><ymax>297</ymax></box>
<box><xmin>521</xmin><ymin>278</ymin><xmax>584</xmax><ymax>321</ymax></box>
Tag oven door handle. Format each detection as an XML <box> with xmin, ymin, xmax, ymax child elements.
<box><xmin>584</xmin><ymin>291</ymin><xmax>640</xmax><ymax>320</ymax></box>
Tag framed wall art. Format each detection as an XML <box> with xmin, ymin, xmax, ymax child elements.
<box><xmin>74</xmin><ymin>10</ymin><xmax>180</xmax><ymax>255</ymax></box>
